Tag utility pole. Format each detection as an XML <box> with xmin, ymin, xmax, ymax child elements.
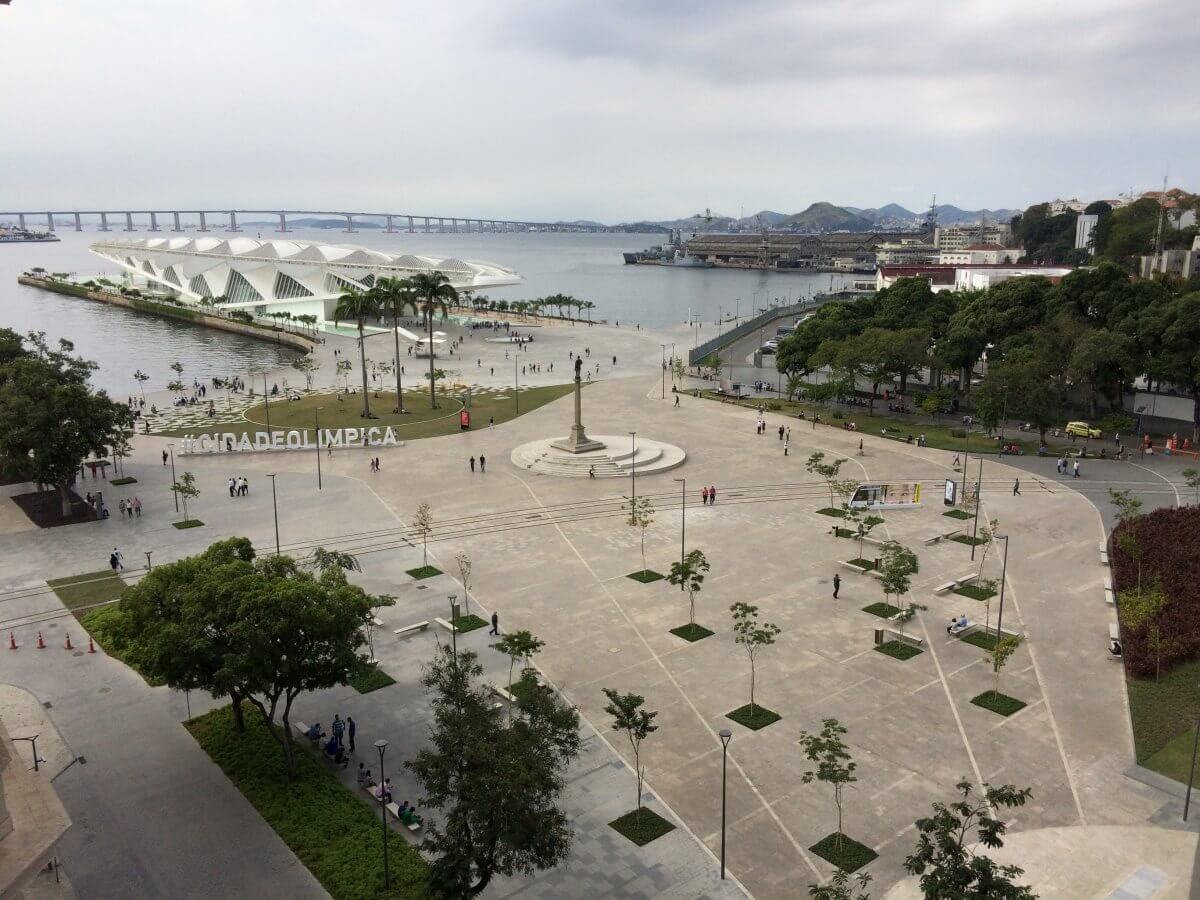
<box><xmin>314</xmin><ymin>408</ymin><xmax>323</xmax><ymax>490</ymax></box>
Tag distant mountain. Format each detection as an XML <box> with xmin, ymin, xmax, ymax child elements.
<box><xmin>614</xmin><ymin>201</ymin><xmax>1018</xmax><ymax>233</ymax></box>
<box><xmin>933</xmin><ymin>205</ymin><xmax>1019</xmax><ymax>226</ymax></box>
<box><xmin>780</xmin><ymin>202</ymin><xmax>875</xmax><ymax>232</ymax></box>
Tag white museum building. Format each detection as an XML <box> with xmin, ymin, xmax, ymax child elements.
<box><xmin>89</xmin><ymin>237</ymin><xmax>521</xmax><ymax>325</ymax></box>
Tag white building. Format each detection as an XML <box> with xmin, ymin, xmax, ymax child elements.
<box><xmin>938</xmin><ymin>244</ymin><xmax>1022</xmax><ymax>265</ymax></box>
<box><xmin>876</xmin><ymin>264</ymin><xmax>1073</xmax><ymax>293</ymax></box>
<box><xmin>874</xmin><ymin>239</ymin><xmax>939</xmax><ymax>265</ymax></box>
<box><xmin>933</xmin><ymin>224</ymin><xmax>1012</xmax><ymax>251</ymax></box>
<box><xmin>1075</xmin><ymin>214</ymin><xmax>1099</xmax><ymax>252</ymax></box>
<box><xmin>89</xmin><ymin>237</ymin><xmax>521</xmax><ymax>325</ymax></box>
<box><xmin>1048</xmin><ymin>198</ymin><xmax>1087</xmax><ymax>214</ymax></box>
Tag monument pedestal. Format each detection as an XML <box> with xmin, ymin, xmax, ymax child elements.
<box><xmin>551</xmin><ymin>375</ymin><xmax>606</xmax><ymax>454</ymax></box>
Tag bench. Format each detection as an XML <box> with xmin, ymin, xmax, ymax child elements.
<box><xmin>1108</xmin><ymin>622</ymin><xmax>1122</xmax><ymax>659</ymax></box>
<box><xmin>371</xmin><ymin>616</ymin><xmax>385</xmax><ymax>627</ymax></box>
<box><xmin>1099</xmin><ymin>550</ymin><xmax>1109</xmax><ymax>566</ymax></box>
<box><xmin>839</xmin><ymin>560</ymin><xmax>873</xmax><ymax>574</ymax></box>
<box><xmin>955</xmin><ymin>573</ymin><xmax>978</xmax><ymax>586</ymax></box>
<box><xmin>1103</xmin><ymin>576</ymin><xmax>1113</xmax><ymax>592</ymax></box>
<box><xmin>948</xmin><ymin>620</ymin><xmax>972</xmax><ymax>637</ymax></box>
<box><xmin>924</xmin><ymin>535</ymin><xmax>944</xmax><ymax>546</ymax></box>
<box><xmin>934</xmin><ymin>581</ymin><xmax>958</xmax><ymax>595</ymax></box>
<box><xmin>1104</xmin><ymin>588</ymin><xmax>1115</xmax><ymax>606</ymax></box>
<box><xmin>293</xmin><ymin>721</ymin><xmax>314</xmax><ymax>740</ymax></box>
<box><xmin>393</xmin><ymin>620</ymin><xmax>430</xmax><ymax>638</ymax></box>
<box><xmin>433</xmin><ymin>617</ymin><xmax>457</xmax><ymax>632</ymax></box>
<box><xmin>888</xmin><ymin>630</ymin><xmax>925</xmax><ymax>648</ymax></box>
<box><xmin>491</xmin><ymin>683</ymin><xmax>516</xmax><ymax>704</ymax></box>
<box><xmin>1109</xmin><ymin>622</ymin><xmax>1120</xmax><ymax>641</ymax></box>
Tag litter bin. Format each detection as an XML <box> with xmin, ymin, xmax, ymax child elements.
<box><xmin>874</xmin><ymin>628</ymin><xmax>884</xmax><ymax>646</ymax></box>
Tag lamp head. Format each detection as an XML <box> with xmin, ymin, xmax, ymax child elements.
<box><xmin>719</xmin><ymin>728</ymin><xmax>732</xmax><ymax>748</ymax></box>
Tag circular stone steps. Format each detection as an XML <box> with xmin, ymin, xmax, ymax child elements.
<box><xmin>510</xmin><ymin>435</ymin><xmax>686</xmax><ymax>478</ymax></box>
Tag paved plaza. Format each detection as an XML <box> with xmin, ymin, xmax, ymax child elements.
<box><xmin>2</xmin><ymin>318</ymin><xmax>1199</xmax><ymax>898</ymax></box>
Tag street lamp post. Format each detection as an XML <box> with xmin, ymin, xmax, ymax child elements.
<box><xmin>515</xmin><ymin>356</ymin><xmax>519</xmax><ymax>416</ymax></box>
<box><xmin>375</xmin><ymin>739</ymin><xmax>390</xmax><ymax>889</ymax></box>
<box><xmin>267</xmin><ymin>473</ymin><xmax>280</xmax><ymax>556</ymax></box>
<box><xmin>660</xmin><ymin>344</ymin><xmax>666</xmax><ymax>400</ymax></box>
<box><xmin>449</xmin><ymin>594</ymin><xmax>459</xmax><ymax>660</ymax></box>
<box><xmin>970</xmin><ymin>456</ymin><xmax>983</xmax><ymax>561</ymax></box>
<box><xmin>262</xmin><ymin>373</ymin><xmax>272</xmax><ymax>439</ymax></box>
<box><xmin>629</xmin><ymin>431</ymin><xmax>637</xmax><ymax>502</ymax></box>
<box><xmin>719</xmin><ymin>728</ymin><xmax>732</xmax><ymax>879</ymax></box>
<box><xmin>674</xmin><ymin>477</ymin><xmax>686</xmax><ymax>586</ymax></box>
<box><xmin>1185</xmin><ymin>715</ymin><xmax>1200</xmax><ymax>821</ymax></box>
<box><xmin>315</xmin><ymin>408</ymin><xmax>323</xmax><ymax>490</ymax></box>
<box><xmin>167</xmin><ymin>443</ymin><xmax>178</xmax><ymax>512</ymax></box>
<box><xmin>994</xmin><ymin>534</ymin><xmax>1010</xmax><ymax>643</ymax></box>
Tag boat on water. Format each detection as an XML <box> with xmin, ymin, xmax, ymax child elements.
<box><xmin>0</xmin><ymin>227</ymin><xmax>60</xmax><ymax>244</ymax></box>
<box><xmin>622</xmin><ymin>229</ymin><xmax>713</xmax><ymax>267</ymax></box>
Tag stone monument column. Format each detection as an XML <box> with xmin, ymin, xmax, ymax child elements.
<box><xmin>551</xmin><ymin>358</ymin><xmax>605</xmax><ymax>453</ymax></box>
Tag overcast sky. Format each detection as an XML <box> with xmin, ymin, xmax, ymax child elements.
<box><xmin>2</xmin><ymin>0</ymin><xmax>1196</xmax><ymax>222</ymax></box>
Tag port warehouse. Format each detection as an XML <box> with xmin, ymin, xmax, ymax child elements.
<box><xmin>682</xmin><ymin>231</ymin><xmax>912</xmax><ymax>271</ymax></box>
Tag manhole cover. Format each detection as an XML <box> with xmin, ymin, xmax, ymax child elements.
<box><xmin>72</xmin><ymin>651</ymin><xmax>84</xmax><ymax>657</ymax></box>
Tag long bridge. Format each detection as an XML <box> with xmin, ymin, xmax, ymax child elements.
<box><xmin>0</xmin><ymin>208</ymin><xmax>608</xmax><ymax>234</ymax></box>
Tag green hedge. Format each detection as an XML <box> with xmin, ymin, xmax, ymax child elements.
<box><xmin>188</xmin><ymin>705</ymin><xmax>429</xmax><ymax>899</ymax></box>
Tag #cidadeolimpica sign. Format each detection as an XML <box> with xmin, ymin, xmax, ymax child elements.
<box><xmin>181</xmin><ymin>427</ymin><xmax>400</xmax><ymax>454</ymax></box>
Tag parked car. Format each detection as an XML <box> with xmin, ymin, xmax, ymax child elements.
<box><xmin>759</xmin><ymin>344</ymin><xmax>776</xmax><ymax>355</ymax></box>
<box><xmin>1065</xmin><ymin>421</ymin><xmax>1102</xmax><ymax>438</ymax></box>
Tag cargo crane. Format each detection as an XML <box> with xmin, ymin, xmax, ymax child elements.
<box><xmin>755</xmin><ymin>214</ymin><xmax>771</xmax><ymax>269</ymax></box>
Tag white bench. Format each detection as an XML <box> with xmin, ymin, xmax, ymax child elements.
<box><xmin>1109</xmin><ymin>622</ymin><xmax>1120</xmax><ymax>641</ymax></box>
<box><xmin>1099</xmin><ymin>550</ymin><xmax>1109</xmax><ymax>566</ymax></box>
<box><xmin>393</xmin><ymin>620</ymin><xmax>430</xmax><ymax>638</ymax></box>
<box><xmin>293</xmin><ymin>721</ymin><xmax>314</xmax><ymax>740</ymax></box>
<box><xmin>371</xmin><ymin>616</ymin><xmax>385</xmax><ymax>627</ymax></box>
<box><xmin>934</xmin><ymin>581</ymin><xmax>958</xmax><ymax>595</ymax></box>
<box><xmin>1104</xmin><ymin>588</ymin><xmax>1115</xmax><ymax>606</ymax></box>
<box><xmin>491</xmin><ymin>683</ymin><xmax>516</xmax><ymax>703</ymax></box>
<box><xmin>433</xmin><ymin>616</ymin><xmax>457</xmax><ymax>632</ymax></box>
<box><xmin>888</xmin><ymin>630</ymin><xmax>925</xmax><ymax>649</ymax></box>
<box><xmin>948</xmin><ymin>620</ymin><xmax>972</xmax><ymax>636</ymax></box>
<box><xmin>1103</xmin><ymin>576</ymin><xmax>1113</xmax><ymax>592</ymax></box>
<box><xmin>840</xmin><ymin>560</ymin><xmax>872</xmax><ymax>574</ymax></box>
<box><xmin>924</xmin><ymin>535</ymin><xmax>944</xmax><ymax>546</ymax></box>
<box><xmin>955</xmin><ymin>573</ymin><xmax>978</xmax><ymax>586</ymax></box>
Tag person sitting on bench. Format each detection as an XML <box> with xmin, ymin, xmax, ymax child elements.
<box><xmin>374</xmin><ymin>778</ymin><xmax>393</xmax><ymax>804</ymax></box>
<box><xmin>1109</xmin><ymin>638</ymin><xmax>1122</xmax><ymax>656</ymax></box>
<box><xmin>947</xmin><ymin>614</ymin><xmax>968</xmax><ymax>634</ymax></box>
<box><xmin>305</xmin><ymin>722</ymin><xmax>323</xmax><ymax>742</ymax></box>
<box><xmin>398</xmin><ymin>801</ymin><xmax>423</xmax><ymax>826</ymax></box>
<box><xmin>356</xmin><ymin>764</ymin><xmax>372</xmax><ymax>787</ymax></box>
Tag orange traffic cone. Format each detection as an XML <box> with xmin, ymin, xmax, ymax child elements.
<box><xmin>8</xmin><ymin>632</ymin><xmax>17</xmax><ymax>650</ymax></box>
<box><xmin>36</xmin><ymin>632</ymin><xmax>45</xmax><ymax>649</ymax></box>
<box><xmin>64</xmin><ymin>634</ymin><xmax>73</xmax><ymax>650</ymax></box>
<box><xmin>88</xmin><ymin>638</ymin><xmax>96</xmax><ymax>654</ymax></box>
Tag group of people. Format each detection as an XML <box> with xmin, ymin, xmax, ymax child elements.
<box><xmin>304</xmin><ymin>714</ymin><xmax>357</xmax><ymax>768</ymax></box>
<box><xmin>356</xmin><ymin>765</ymin><xmax>425</xmax><ymax>826</ymax></box>
<box><xmin>114</xmin><ymin>496</ymin><xmax>143</xmax><ymax>518</ymax></box>
<box><xmin>1055</xmin><ymin>457</ymin><xmax>1082</xmax><ymax>478</ymax></box>
<box><xmin>700</xmin><ymin>485</ymin><xmax>718</xmax><ymax>505</ymax></box>
<box><xmin>227</xmin><ymin>476</ymin><xmax>251</xmax><ymax>497</ymax></box>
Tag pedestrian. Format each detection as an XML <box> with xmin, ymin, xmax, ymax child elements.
<box><xmin>1013</xmin><ymin>478</ymin><xmax>1020</xmax><ymax>496</ymax></box>
<box><xmin>786</xmin><ymin>427</ymin><xmax>791</xmax><ymax>441</ymax></box>
<box><xmin>118</xmin><ymin>498</ymin><xmax>126</xmax><ymax>518</ymax></box>
<box><xmin>112</xmin><ymin>547</ymin><xmax>124</xmax><ymax>571</ymax></box>
<box><xmin>952</xmin><ymin>453</ymin><xmax>960</xmax><ymax>468</ymax></box>
<box><xmin>228</xmin><ymin>477</ymin><xmax>236</xmax><ymax>497</ymax></box>
<box><xmin>858</xmin><ymin>438</ymin><xmax>864</xmax><ymax>456</ymax></box>
<box><xmin>701</xmin><ymin>486</ymin><xmax>709</xmax><ymax>505</ymax></box>
<box><xmin>347</xmin><ymin>716</ymin><xmax>356</xmax><ymax>753</ymax></box>
<box><xmin>588</xmin><ymin>465</ymin><xmax>596</xmax><ymax>479</ymax></box>
<box><xmin>470</xmin><ymin>456</ymin><xmax>476</xmax><ymax>472</ymax></box>
<box><xmin>489</xmin><ymin>611</ymin><xmax>499</xmax><ymax>635</ymax></box>
<box><xmin>778</xmin><ymin>425</ymin><xmax>784</xmax><ymax>441</ymax></box>
<box><xmin>784</xmin><ymin>438</ymin><xmax>789</xmax><ymax>456</ymax></box>
<box><xmin>833</xmin><ymin>572</ymin><xmax>841</xmax><ymax>599</ymax></box>
<box><xmin>479</xmin><ymin>455</ymin><xmax>486</xmax><ymax>473</ymax></box>
<box><xmin>162</xmin><ymin>449</ymin><xmax>168</xmax><ymax>466</ymax></box>
<box><xmin>674</xmin><ymin>395</ymin><xmax>680</xmax><ymax>407</ymax></box>
<box><xmin>709</xmin><ymin>485</ymin><xmax>717</xmax><ymax>505</ymax></box>
<box><xmin>489</xmin><ymin>416</ymin><xmax>494</xmax><ymax>429</ymax></box>
<box><xmin>109</xmin><ymin>550</ymin><xmax>119</xmax><ymax>572</ymax></box>
<box><xmin>1073</xmin><ymin>460</ymin><xmax>1080</xmax><ymax>478</ymax></box>
<box><xmin>126</xmin><ymin>500</ymin><xmax>134</xmax><ymax>519</ymax></box>
<box><xmin>332</xmin><ymin>714</ymin><xmax>345</xmax><ymax>748</ymax></box>
<box><xmin>133</xmin><ymin>497</ymin><xmax>142</xmax><ymax>517</ymax></box>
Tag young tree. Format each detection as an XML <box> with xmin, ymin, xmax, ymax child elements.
<box><xmin>975</xmin><ymin>518</ymin><xmax>999</xmax><ymax>581</ymax></box>
<box><xmin>455</xmin><ymin>551</ymin><xmax>473</xmax><ymax>615</ymax></box>
<box><xmin>626</xmin><ymin>495</ymin><xmax>655</xmax><ymax>577</ymax></box>
<box><xmin>335</xmin><ymin>358</ymin><xmax>352</xmax><ymax>391</ymax></box>
<box><xmin>602</xmin><ymin>688</ymin><xmax>658</xmax><ymax>823</ymax></box>
<box><xmin>730</xmin><ymin>601</ymin><xmax>781</xmax><ymax>716</ymax></box>
<box><xmin>133</xmin><ymin>368</ymin><xmax>149</xmax><ymax>401</ymax></box>
<box><xmin>808</xmin><ymin>870</ymin><xmax>872</xmax><ymax>900</ymax></box>
<box><xmin>1182</xmin><ymin>468</ymin><xmax>1200</xmax><ymax>506</ymax></box>
<box><xmin>806</xmin><ymin>451</ymin><xmax>846</xmax><ymax>508</ymax></box>
<box><xmin>413</xmin><ymin>501</ymin><xmax>433</xmax><ymax>567</ymax></box>
<box><xmin>290</xmin><ymin>354</ymin><xmax>320</xmax><ymax>390</ymax></box>
<box><xmin>305</xmin><ymin>547</ymin><xmax>362</xmax><ymax>573</ymax></box>
<box><xmin>1120</xmin><ymin>587</ymin><xmax>1169</xmax><ymax>681</ymax></box>
<box><xmin>493</xmin><ymin>630</ymin><xmax>545</xmax><ymax>702</ymax></box>
<box><xmin>666</xmin><ymin>548</ymin><xmax>710</xmax><ymax>631</ymax></box>
<box><xmin>799</xmin><ymin>718</ymin><xmax>857</xmax><ymax>853</ymax></box>
<box><xmin>408</xmin><ymin>646</ymin><xmax>581</xmax><ymax>896</ymax></box>
<box><xmin>1109</xmin><ymin>489</ymin><xmax>1145</xmax><ymax>592</ymax></box>
<box><xmin>990</xmin><ymin>635</ymin><xmax>1021</xmax><ymax>695</ymax></box>
<box><xmin>169</xmin><ymin>360</ymin><xmax>184</xmax><ymax>389</ymax></box>
<box><xmin>172</xmin><ymin>471</ymin><xmax>200</xmax><ymax>524</ymax></box>
<box><xmin>905</xmin><ymin>780</ymin><xmax>1035</xmax><ymax>899</ymax></box>
<box><xmin>786</xmin><ymin>372</ymin><xmax>806</xmax><ymax>402</ymax></box>
<box><xmin>880</xmin><ymin>543</ymin><xmax>921</xmax><ymax>639</ymax></box>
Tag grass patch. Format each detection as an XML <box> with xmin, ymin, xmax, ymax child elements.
<box><xmin>943</xmin><ymin>508</ymin><xmax>972</xmax><ymax>520</ymax></box>
<box><xmin>832</xmin><ymin>527</ymin><xmax>855</xmax><ymax>538</ymax></box>
<box><xmin>960</xmin><ymin>630</ymin><xmax>1000</xmax><ymax>651</ymax></box>
<box><xmin>110</xmin><ymin>476</ymin><xmax>138</xmax><ymax>485</ymax></box>
<box><xmin>816</xmin><ymin>507</ymin><xmax>846</xmax><ymax>518</ymax></box>
<box><xmin>1143</xmin><ymin>726</ymin><xmax>1200</xmax><ymax>784</ymax></box>
<box><xmin>669</xmin><ymin>623</ymin><xmax>714</xmax><ymax>642</ymax></box>
<box><xmin>1128</xmin><ymin>658</ymin><xmax>1200</xmax><ymax>773</ymax></box>
<box><xmin>406</xmin><ymin>565</ymin><xmax>442</xmax><ymax>580</ymax></box>
<box><xmin>875</xmin><ymin>640</ymin><xmax>923</xmax><ymax>661</ymax></box>
<box><xmin>348</xmin><ymin>662</ymin><xmax>396</xmax><ymax>694</ymax></box>
<box><xmin>809</xmin><ymin>832</ymin><xmax>878</xmax><ymax>873</ymax></box>
<box><xmin>848</xmin><ymin>558</ymin><xmax>875</xmax><ymax>570</ymax></box>
<box><xmin>608</xmin><ymin>808</ymin><xmax>676</xmax><ymax>846</ymax></box>
<box><xmin>862</xmin><ymin>602</ymin><xmax>901</xmax><ymax>618</ymax></box>
<box><xmin>172</xmin><ymin>518</ymin><xmax>205</xmax><ymax>529</ymax></box>
<box><xmin>971</xmin><ymin>690</ymin><xmax>1027</xmax><ymax>717</ymax></box>
<box><xmin>626</xmin><ymin>569</ymin><xmax>664</xmax><ymax>584</ymax></box>
<box><xmin>187</xmin><ymin>704</ymin><xmax>429</xmax><ymax>897</ymax></box>
<box><xmin>954</xmin><ymin>583</ymin><xmax>997</xmax><ymax>601</ymax></box>
<box><xmin>951</xmin><ymin>534</ymin><xmax>986</xmax><ymax>547</ymax></box>
<box><xmin>726</xmin><ymin>704</ymin><xmax>782</xmax><ymax>731</ymax></box>
<box><xmin>451</xmin><ymin>613</ymin><xmax>488</xmax><ymax>634</ymax></box>
<box><xmin>47</xmin><ymin>570</ymin><xmax>126</xmax><ymax>614</ymax></box>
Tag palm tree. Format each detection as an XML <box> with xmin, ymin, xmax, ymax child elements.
<box><xmin>371</xmin><ymin>276</ymin><xmax>418</xmax><ymax>415</ymax></box>
<box><xmin>408</xmin><ymin>271</ymin><xmax>459</xmax><ymax>409</ymax></box>
<box><xmin>332</xmin><ymin>285</ymin><xmax>381</xmax><ymax>418</ymax></box>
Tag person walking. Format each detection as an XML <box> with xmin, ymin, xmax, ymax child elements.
<box><xmin>1013</xmin><ymin>478</ymin><xmax>1021</xmax><ymax>496</ymax></box>
<box><xmin>162</xmin><ymin>449</ymin><xmax>168</xmax><ymax>466</ymax></box>
<box><xmin>709</xmin><ymin>485</ymin><xmax>717</xmax><ymax>505</ymax></box>
<box><xmin>228</xmin><ymin>477</ymin><xmax>236</xmax><ymax>497</ymax></box>
<box><xmin>470</xmin><ymin>456</ymin><xmax>476</xmax><ymax>472</ymax></box>
<box><xmin>109</xmin><ymin>550</ymin><xmax>119</xmax><ymax>573</ymax></box>
<box><xmin>479</xmin><ymin>455</ymin><xmax>486</xmax><ymax>473</ymax></box>
<box><xmin>588</xmin><ymin>465</ymin><xmax>596</xmax><ymax>479</ymax></box>
<box><xmin>347</xmin><ymin>716</ymin><xmax>356</xmax><ymax>753</ymax></box>
<box><xmin>833</xmin><ymin>572</ymin><xmax>841</xmax><ymax>599</ymax></box>
<box><xmin>778</xmin><ymin>425</ymin><xmax>785</xmax><ymax>441</ymax></box>
<box><xmin>701</xmin><ymin>486</ymin><xmax>709</xmax><ymax>505</ymax></box>
<box><xmin>112</xmin><ymin>547</ymin><xmax>124</xmax><ymax>571</ymax></box>
<box><xmin>489</xmin><ymin>611</ymin><xmax>499</xmax><ymax>635</ymax></box>
<box><xmin>674</xmin><ymin>394</ymin><xmax>680</xmax><ymax>407</ymax></box>
<box><xmin>133</xmin><ymin>497</ymin><xmax>142</xmax><ymax>517</ymax></box>
<box><xmin>489</xmin><ymin>416</ymin><xmax>494</xmax><ymax>429</ymax></box>
<box><xmin>858</xmin><ymin>438</ymin><xmax>864</xmax><ymax>456</ymax></box>
<box><xmin>1073</xmin><ymin>460</ymin><xmax>1081</xmax><ymax>478</ymax></box>
<box><xmin>331</xmin><ymin>715</ymin><xmax>345</xmax><ymax>749</ymax></box>
<box><xmin>784</xmin><ymin>436</ymin><xmax>789</xmax><ymax>456</ymax></box>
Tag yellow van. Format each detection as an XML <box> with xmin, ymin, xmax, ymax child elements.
<box><xmin>1065</xmin><ymin>421</ymin><xmax>1102</xmax><ymax>438</ymax></box>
